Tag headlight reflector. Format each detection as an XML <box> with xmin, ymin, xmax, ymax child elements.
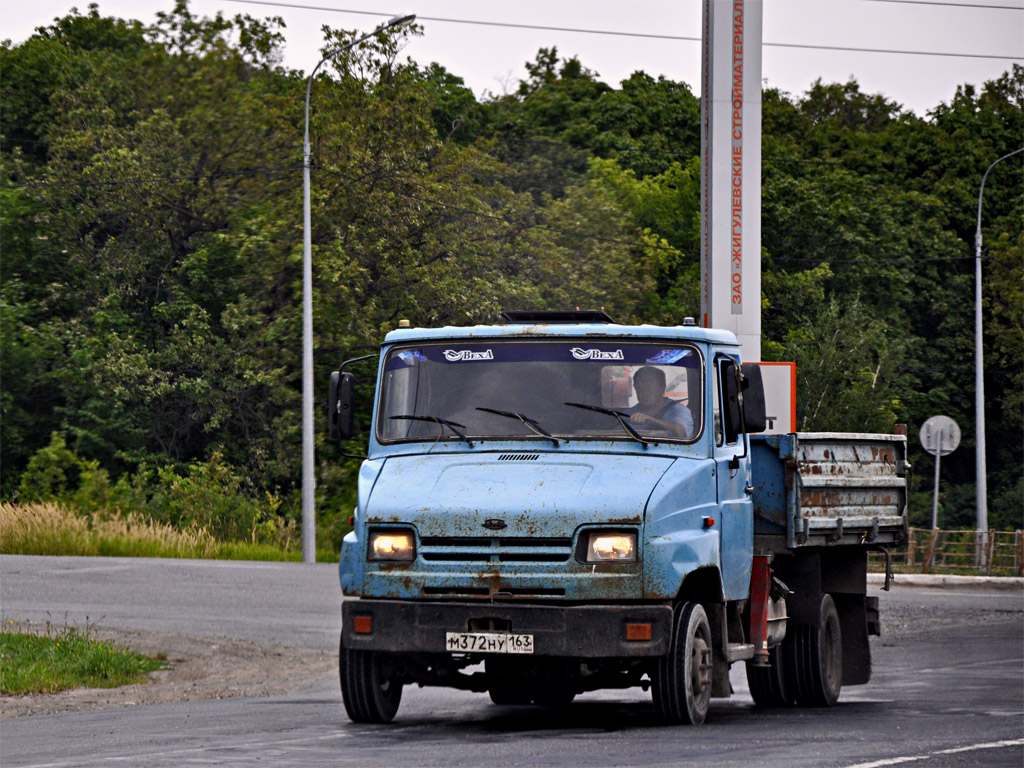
<box><xmin>368</xmin><ymin>530</ymin><xmax>416</xmax><ymax>561</ymax></box>
<box><xmin>586</xmin><ymin>532</ymin><xmax>637</xmax><ymax>562</ymax></box>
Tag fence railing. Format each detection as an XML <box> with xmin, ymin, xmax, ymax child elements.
<box><xmin>868</xmin><ymin>528</ymin><xmax>1024</xmax><ymax>577</ymax></box>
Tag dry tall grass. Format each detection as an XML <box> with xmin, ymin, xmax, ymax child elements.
<box><xmin>0</xmin><ymin>502</ymin><xmax>216</xmax><ymax>558</ymax></box>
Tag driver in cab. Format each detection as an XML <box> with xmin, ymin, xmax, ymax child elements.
<box><xmin>627</xmin><ymin>366</ymin><xmax>692</xmax><ymax>439</ymax></box>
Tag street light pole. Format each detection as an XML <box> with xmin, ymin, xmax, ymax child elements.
<box><xmin>973</xmin><ymin>145</ymin><xmax>1022</xmax><ymax>566</ymax></box>
<box><xmin>302</xmin><ymin>14</ymin><xmax>416</xmax><ymax>564</ymax></box>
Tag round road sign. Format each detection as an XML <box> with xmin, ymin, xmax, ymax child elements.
<box><xmin>919</xmin><ymin>415</ymin><xmax>961</xmax><ymax>457</ymax></box>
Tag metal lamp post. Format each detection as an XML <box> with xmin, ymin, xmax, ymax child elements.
<box><xmin>972</xmin><ymin>146</ymin><xmax>1022</xmax><ymax>566</ymax></box>
<box><xmin>302</xmin><ymin>14</ymin><xmax>416</xmax><ymax>563</ymax></box>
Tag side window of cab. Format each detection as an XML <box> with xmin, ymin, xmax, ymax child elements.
<box><xmin>713</xmin><ymin>355</ymin><xmax>740</xmax><ymax>447</ymax></box>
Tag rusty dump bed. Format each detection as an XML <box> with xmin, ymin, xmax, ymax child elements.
<box><xmin>751</xmin><ymin>432</ymin><xmax>909</xmax><ymax>550</ymax></box>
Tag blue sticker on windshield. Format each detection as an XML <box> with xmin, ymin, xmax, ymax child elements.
<box><xmin>397</xmin><ymin>350</ymin><xmax>428</xmax><ymax>365</ymax></box>
<box><xmin>646</xmin><ymin>349</ymin><xmax>691</xmax><ymax>365</ymax></box>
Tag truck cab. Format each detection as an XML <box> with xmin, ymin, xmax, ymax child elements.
<box><xmin>333</xmin><ymin>312</ymin><xmax>903</xmax><ymax>724</ymax></box>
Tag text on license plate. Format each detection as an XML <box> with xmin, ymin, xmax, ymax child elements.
<box><xmin>445</xmin><ymin>632</ymin><xmax>534</xmax><ymax>654</ymax></box>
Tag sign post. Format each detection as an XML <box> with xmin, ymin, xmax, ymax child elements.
<box><xmin>919</xmin><ymin>415</ymin><xmax>961</xmax><ymax>533</ymax></box>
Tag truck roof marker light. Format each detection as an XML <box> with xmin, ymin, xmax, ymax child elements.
<box><xmin>353</xmin><ymin>616</ymin><xmax>372</xmax><ymax>634</ymax></box>
<box><xmin>626</xmin><ymin>623</ymin><xmax>652</xmax><ymax>642</ymax></box>
<box><xmin>398</xmin><ymin>319</ymin><xmax>410</xmax><ymax>328</ymax></box>
<box><xmin>703</xmin><ymin>517</ymin><xmax>715</xmax><ymax>528</ymax></box>
<box><xmin>500</xmin><ymin>310</ymin><xmax>615</xmax><ymax>324</ymax></box>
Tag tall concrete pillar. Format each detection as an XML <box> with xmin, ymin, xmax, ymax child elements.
<box><xmin>700</xmin><ymin>0</ymin><xmax>762</xmax><ymax>362</ymax></box>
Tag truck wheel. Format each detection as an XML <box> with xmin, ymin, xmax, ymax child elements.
<box><xmin>339</xmin><ymin>633</ymin><xmax>403</xmax><ymax>723</ymax></box>
<box><xmin>745</xmin><ymin>645</ymin><xmax>794</xmax><ymax>707</ymax></box>
<box><xmin>652</xmin><ymin>602</ymin><xmax>713</xmax><ymax>725</ymax></box>
<box><xmin>788</xmin><ymin>593</ymin><xmax>842</xmax><ymax>707</ymax></box>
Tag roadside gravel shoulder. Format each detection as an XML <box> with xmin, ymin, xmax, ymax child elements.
<box><xmin>0</xmin><ymin>626</ymin><xmax>336</xmax><ymax>718</ymax></box>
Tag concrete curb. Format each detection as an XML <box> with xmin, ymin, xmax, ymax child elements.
<box><xmin>867</xmin><ymin>572</ymin><xmax>1024</xmax><ymax>590</ymax></box>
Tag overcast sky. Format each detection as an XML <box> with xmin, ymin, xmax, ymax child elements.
<box><xmin>5</xmin><ymin>0</ymin><xmax>1023</xmax><ymax>116</ymax></box>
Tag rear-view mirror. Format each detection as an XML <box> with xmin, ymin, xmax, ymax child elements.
<box><xmin>740</xmin><ymin>363</ymin><xmax>767</xmax><ymax>434</ymax></box>
<box><xmin>328</xmin><ymin>370</ymin><xmax>356</xmax><ymax>443</ymax></box>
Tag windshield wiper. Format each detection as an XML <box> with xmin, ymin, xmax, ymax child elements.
<box><xmin>564</xmin><ymin>402</ymin><xmax>656</xmax><ymax>447</ymax></box>
<box><xmin>476</xmin><ymin>407</ymin><xmax>561</xmax><ymax>447</ymax></box>
<box><xmin>390</xmin><ymin>415</ymin><xmax>474</xmax><ymax>447</ymax></box>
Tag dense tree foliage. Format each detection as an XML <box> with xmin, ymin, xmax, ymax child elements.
<box><xmin>2</xmin><ymin>3</ymin><xmax>1021</xmax><ymax>547</ymax></box>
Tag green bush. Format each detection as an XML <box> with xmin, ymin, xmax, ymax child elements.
<box><xmin>16</xmin><ymin>433</ymin><xmax>85</xmax><ymax>501</ymax></box>
<box><xmin>14</xmin><ymin>435</ymin><xmax>299</xmax><ymax>547</ymax></box>
<box><xmin>140</xmin><ymin>453</ymin><xmax>263</xmax><ymax>540</ymax></box>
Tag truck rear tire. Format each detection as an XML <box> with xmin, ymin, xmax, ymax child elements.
<box><xmin>788</xmin><ymin>593</ymin><xmax>842</xmax><ymax>707</ymax></box>
<box><xmin>745</xmin><ymin>645</ymin><xmax>794</xmax><ymax>707</ymax></box>
<box><xmin>339</xmin><ymin>633</ymin><xmax>403</xmax><ymax>723</ymax></box>
<box><xmin>652</xmin><ymin>602</ymin><xmax>713</xmax><ymax>725</ymax></box>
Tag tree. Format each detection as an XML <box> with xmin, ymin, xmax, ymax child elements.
<box><xmin>3</xmin><ymin>5</ymin><xmax>1020</xmax><ymax>536</ymax></box>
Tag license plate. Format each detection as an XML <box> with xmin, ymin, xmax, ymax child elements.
<box><xmin>445</xmin><ymin>631</ymin><xmax>534</xmax><ymax>654</ymax></box>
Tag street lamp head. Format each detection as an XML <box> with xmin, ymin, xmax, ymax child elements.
<box><xmin>387</xmin><ymin>14</ymin><xmax>417</xmax><ymax>28</ymax></box>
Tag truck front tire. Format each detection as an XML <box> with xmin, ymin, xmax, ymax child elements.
<box><xmin>340</xmin><ymin>633</ymin><xmax>403</xmax><ymax>723</ymax></box>
<box><xmin>652</xmin><ymin>602</ymin><xmax>713</xmax><ymax>725</ymax></box>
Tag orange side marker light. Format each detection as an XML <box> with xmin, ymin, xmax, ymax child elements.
<box><xmin>626</xmin><ymin>623</ymin><xmax>652</xmax><ymax>642</ymax></box>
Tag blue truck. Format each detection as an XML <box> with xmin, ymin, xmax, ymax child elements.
<box><xmin>330</xmin><ymin>311</ymin><xmax>908</xmax><ymax>724</ymax></box>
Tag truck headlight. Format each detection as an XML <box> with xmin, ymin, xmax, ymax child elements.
<box><xmin>585</xmin><ymin>532</ymin><xmax>637</xmax><ymax>562</ymax></box>
<box><xmin>368</xmin><ymin>530</ymin><xmax>416</xmax><ymax>561</ymax></box>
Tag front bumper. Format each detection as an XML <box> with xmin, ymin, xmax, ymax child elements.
<box><xmin>342</xmin><ymin>599</ymin><xmax>673</xmax><ymax>658</ymax></box>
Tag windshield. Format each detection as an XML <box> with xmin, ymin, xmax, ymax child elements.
<box><xmin>377</xmin><ymin>340</ymin><xmax>703</xmax><ymax>444</ymax></box>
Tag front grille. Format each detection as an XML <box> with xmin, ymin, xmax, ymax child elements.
<box><xmin>423</xmin><ymin>586</ymin><xmax>490</xmax><ymax>596</ymax></box>
<box><xmin>421</xmin><ymin>537</ymin><xmax>490</xmax><ymax>547</ymax></box>
<box><xmin>420</xmin><ymin>536</ymin><xmax>572</xmax><ymax>563</ymax></box>
<box><xmin>422</xmin><ymin>585</ymin><xmax>565</xmax><ymax>597</ymax></box>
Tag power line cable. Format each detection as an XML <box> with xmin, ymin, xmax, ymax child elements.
<box><xmin>851</xmin><ymin>0</ymin><xmax>1022</xmax><ymax>9</ymax></box>
<box><xmin>220</xmin><ymin>0</ymin><xmax>1024</xmax><ymax>61</ymax></box>
<box><xmin>762</xmin><ymin>39</ymin><xmax>1020</xmax><ymax>60</ymax></box>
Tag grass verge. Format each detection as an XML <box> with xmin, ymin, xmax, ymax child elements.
<box><xmin>0</xmin><ymin>621</ymin><xmax>165</xmax><ymax>695</ymax></box>
<box><xmin>0</xmin><ymin>503</ymin><xmax>335</xmax><ymax>562</ymax></box>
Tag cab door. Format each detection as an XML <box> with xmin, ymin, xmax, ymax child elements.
<box><xmin>712</xmin><ymin>353</ymin><xmax>754</xmax><ymax>600</ymax></box>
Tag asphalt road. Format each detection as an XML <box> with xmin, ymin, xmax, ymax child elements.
<box><xmin>2</xmin><ymin>555</ymin><xmax>1022</xmax><ymax>768</ymax></box>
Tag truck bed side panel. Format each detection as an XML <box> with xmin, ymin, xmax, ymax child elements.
<box><xmin>751</xmin><ymin>433</ymin><xmax>908</xmax><ymax>549</ymax></box>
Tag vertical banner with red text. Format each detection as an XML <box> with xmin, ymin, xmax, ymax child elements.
<box><xmin>700</xmin><ymin>0</ymin><xmax>762</xmax><ymax>362</ymax></box>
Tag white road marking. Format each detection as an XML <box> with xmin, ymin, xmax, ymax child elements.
<box><xmin>843</xmin><ymin>738</ymin><xmax>1024</xmax><ymax>768</ymax></box>
<box><xmin>843</xmin><ymin>759</ymin><xmax>921</xmax><ymax>768</ymax></box>
<box><xmin>935</xmin><ymin>738</ymin><xmax>1024</xmax><ymax>755</ymax></box>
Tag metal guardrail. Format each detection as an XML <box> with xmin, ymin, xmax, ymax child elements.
<box><xmin>869</xmin><ymin>528</ymin><xmax>1024</xmax><ymax>577</ymax></box>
